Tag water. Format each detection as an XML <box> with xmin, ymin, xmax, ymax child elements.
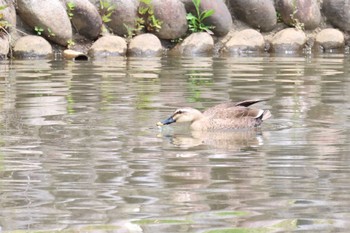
<box><xmin>0</xmin><ymin>55</ymin><xmax>350</xmax><ymax>232</ymax></box>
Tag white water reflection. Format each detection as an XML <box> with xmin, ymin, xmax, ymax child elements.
<box><xmin>0</xmin><ymin>55</ymin><xmax>350</xmax><ymax>232</ymax></box>
<box><xmin>160</xmin><ymin>129</ymin><xmax>264</xmax><ymax>150</ymax></box>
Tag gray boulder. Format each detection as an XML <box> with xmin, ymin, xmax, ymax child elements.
<box><xmin>17</xmin><ymin>0</ymin><xmax>72</xmax><ymax>46</ymax></box>
<box><xmin>128</xmin><ymin>33</ymin><xmax>162</xmax><ymax>57</ymax></box>
<box><xmin>0</xmin><ymin>0</ymin><xmax>16</xmax><ymax>32</ymax></box>
<box><xmin>223</xmin><ymin>29</ymin><xmax>265</xmax><ymax>54</ymax></box>
<box><xmin>171</xmin><ymin>32</ymin><xmax>214</xmax><ymax>56</ymax></box>
<box><xmin>152</xmin><ymin>0</ymin><xmax>188</xmax><ymax>39</ymax></box>
<box><xmin>182</xmin><ymin>0</ymin><xmax>232</xmax><ymax>36</ymax></box>
<box><xmin>276</xmin><ymin>0</ymin><xmax>321</xmax><ymax>30</ymax></box>
<box><xmin>88</xmin><ymin>35</ymin><xmax>127</xmax><ymax>57</ymax></box>
<box><xmin>13</xmin><ymin>35</ymin><xmax>53</xmax><ymax>59</ymax></box>
<box><xmin>0</xmin><ymin>36</ymin><xmax>10</xmax><ymax>59</ymax></box>
<box><xmin>270</xmin><ymin>28</ymin><xmax>306</xmax><ymax>53</ymax></box>
<box><xmin>323</xmin><ymin>0</ymin><xmax>350</xmax><ymax>31</ymax></box>
<box><xmin>230</xmin><ymin>0</ymin><xmax>277</xmax><ymax>32</ymax></box>
<box><xmin>105</xmin><ymin>0</ymin><xmax>139</xmax><ymax>37</ymax></box>
<box><xmin>315</xmin><ymin>29</ymin><xmax>344</xmax><ymax>51</ymax></box>
<box><xmin>65</xmin><ymin>0</ymin><xmax>102</xmax><ymax>40</ymax></box>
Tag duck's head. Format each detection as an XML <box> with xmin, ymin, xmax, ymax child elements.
<box><xmin>157</xmin><ymin>108</ymin><xmax>202</xmax><ymax>126</ymax></box>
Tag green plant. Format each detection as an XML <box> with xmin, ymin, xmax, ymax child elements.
<box><xmin>122</xmin><ymin>0</ymin><xmax>162</xmax><ymax>38</ymax></box>
<box><xmin>170</xmin><ymin>37</ymin><xmax>183</xmax><ymax>44</ymax></box>
<box><xmin>290</xmin><ymin>0</ymin><xmax>304</xmax><ymax>30</ymax></box>
<box><xmin>0</xmin><ymin>5</ymin><xmax>9</xmax><ymax>29</ymax></box>
<box><xmin>67</xmin><ymin>1</ymin><xmax>75</xmax><ymax>20</ymax></box>
<box><xmin>34</xmin><ymin>26</ymin><xmax>55</xmax><ymax>37</ymax></box>
<box><xmin>47</xmin><ymin>28</ymin><xmax>55</xmax><ymax>37</ymax></box>
<box><xmin>186</xmin><ymin>0</ymin><xmax>215</xmax><ymax>34</ymax></box>
<box><xmin>67</xmin><ymin>39</ymin><xmax>75</xmax><ymax>49</ymax></box>
<box><xmin>34</xmin><ymin>26</ymin><xmax>44</xmax><ymax>35</ymax></box>
<box><xmin>138</xmin><ymin>0</ymin><xmax>162</xmax><ymax>33</ymax></box>
<box><xmin>99</xmin><ymin>0</ymin><xmax>116</xmax><ymax>23</ymax></box>
<box><xmin>276</xmin><ymin>11</ymin><xmax>282</xmax><ymax>23</ymax></box>
<box><xmin>123</xmin><ymin>23</ymin><xmax>135</xmax><ymax>39</ymax></box>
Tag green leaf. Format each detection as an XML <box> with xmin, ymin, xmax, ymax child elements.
<box><xmin>186</xmin><ymin>13</ymin><xmax>196</xmax><ymax>20</ymax></box>
<box><xmin>0</xmin><ymin>5</ymin><xmax>8</xmax><ymax>11</ymax></box>
<box><xmin>107</xmin><ymin>5</ymin><xmax>115</xmax><ymax>11</ymax></box>
<box><xmin>192</xmin><ymin>0</ymin><xmax>200</xmax><ymax>9</ymax></box>
<box><xmin>140</xmin><ymin>0</ymin><xmax>151</xmax><ymax>4</ymax></box>
<box><xmin>102</xmin><ymin>15</ymin><xmax>111</xmax><ymax>22</ymax></box>
<box><xmin>139</xmin><ymin>6</ymin><xmax>148</xmax><ymax>15</ymax></box>
<box><xmin>201</xmin><ymin>9</ymin><xmax>214</xmax><ymax>20</ymax></box>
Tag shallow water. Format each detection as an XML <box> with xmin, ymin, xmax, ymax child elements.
<box><xmin>0</xmin><ymin>55</ymin><xmax>350</xmax><ymax>232</ymax></box>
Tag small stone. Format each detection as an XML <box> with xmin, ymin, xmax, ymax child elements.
<box><xmin>152</xmin><ymin>0</ymin><xmax>188</xmax><ymax>40</ymax></box>
<box><xmin>223</xmin><ymin>29</ymin><xmax>265</xmax><ymax>54</ymax></box>
<box><xmin>323</xmin><ymin>0</ymin><xmax>350</xmax><ymax>31</ymax></box>
<box><xmin>128</xmin><ymin>33</ymin><xmax>163</xmax><ymax>57</ymax></box>
<box><xmin>182</xmin><ymin>0</ymin><xmax>232</xmax><ymax>36</ymax></box>
<box><xmin>105</xmin><ymin>0</ymin><xmax>139</xmax><ymax>37</ymax></box>
<box><xmin>67</xmin><ymin>0</ymin><xmax>102</xmax><ymax>40</ymax></box>
<box><xmin>17</xmin><ymin>0</ymin><xmax>72</xmax><ymax>46</ymax></box>
<box><xmin>13</xmin><ymin>35</ymin><xmax>53</xmax><ymax>59</ymax></box>
<box><xmin>315</xmin><ymin>29</ymin><xmax>344</xmax><ymax>51</ymax></box>
<box><xmin>171</xmin><ymin>32</ymin><xmax>214</xmax><ymax>56</ymax></box>
<box><xmin>276</xmin><ymin>0</ymin><xmax>321</xmax><ymax>30</ymax></box>
<box><xmin>88</xmin><ymin>35</ymin><xmax>127</xmax><ymax>58</ymax></box>
<box><xmin>230</xmin><ymin>0</ymin><xmax>277</xmax><ymax>32</ymax></box>
<box><xmin>270</xmin><ymin>28</ymin><xmax>306</xmax><ymax>53</ymax></box>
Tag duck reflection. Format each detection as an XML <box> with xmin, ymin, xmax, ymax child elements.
<box><xmin>161</xmin><ymin>129</ymin><xmax>264</xmax><ymax>150</ymax></box>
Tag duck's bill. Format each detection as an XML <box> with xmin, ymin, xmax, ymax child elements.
<box><xmin>156</xmin><ymin>117</ymin><xmax>176</xmax><ymax>126</ymax></box>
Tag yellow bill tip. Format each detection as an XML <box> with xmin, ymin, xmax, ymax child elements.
<box><xmin>156</xmin><ymin>121</ymin><xmax>164</xmax><ymax>126</ymax></box>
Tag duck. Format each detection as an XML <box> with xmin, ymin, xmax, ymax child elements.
<box><xmin>156</xmin><ymin>99</ymin><xmax>271</xmax><ymax>131</ymax></box>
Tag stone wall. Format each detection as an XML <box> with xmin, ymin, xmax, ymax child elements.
<box><xmin>0</xmin><ymin>0</ymin><xmax>348</xmax><ymax>59</ymax></box>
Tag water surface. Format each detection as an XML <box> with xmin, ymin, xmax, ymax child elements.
<box><xmin>0</xmin><ymin>55</ymin><xmax>350</xmax><ymax>232</ymax></box>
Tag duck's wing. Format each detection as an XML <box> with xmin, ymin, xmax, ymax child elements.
<box><xmin>208</xmin><ymin>106</ymin><xmax>263</xmax><ymax>120</ymax></box>
<box><xmin>203</xmin><ymin>99</ymin><xmax>268</xmax><ymax>116</ymax></box>
<box><xmin>203</xmin><ymin>102</ymin><xmax>236</xmax><ymax>116</ymax></box>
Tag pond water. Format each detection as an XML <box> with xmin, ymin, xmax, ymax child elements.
<box><xmin>0</xmin><ymin>55</ymin><xmax>350</xmax><ymax>232</ymax></box>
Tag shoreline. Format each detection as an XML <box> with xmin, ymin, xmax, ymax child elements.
<box><xmin>0</xmin><ymin>0</ymin><xmax>348</xmax><ymax>60</ymax></box>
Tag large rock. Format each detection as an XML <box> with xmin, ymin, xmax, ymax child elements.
<box><xmin>105</xmin><ymin>0</ymin><xmax>139</xmax><ymax>37</ymax></box>
<box><xmin>152</xmin><ymin>0</ymin><xmax>188</xmax><ymax>39</ymax></box>
<box><xmin>0</xmin><ymin>0</ymin><xmax>16</xmax><ymax>31</ymax></box>
<box><xmin>65</xmin><ymin>0</ymin><xmax>102</xmax><ymax>40</ymax></box>
<box><xmin>276</xmin><ymin>0</ymin><xmax>321</xmax><ymax>30</ymax></box>
<box><xmin>230</xmin><ymin>0</ymin><xmax>277</xmax><ymax>32</ymax></box>
<box><xmin>182</xmin><ymin>0</ymin><xmax>232</xmax><ymax>36</ymax></box>
<box><xmin>270</xmin><ymin>28</ymin><xmax>306</xmax><ymax>53</ymax></box>
<box><xmin>315</xmin><ymin>29</ymin><xmax>344</xmax><ymax>51</ymax></box>
<box><xmin>223</xmin><ymin>29</ymin><xmax>265</xmax><ymax>54</ymax></box>
<box><xmin>0</xmin><ymin>36</ymin><xmax>10</xmax><ymax>59</ymax></box>
<box><xmin>17</xmin><ymin>0</ymin><xmax>72</xmax><ymax>46</ymax></box>
<box><xmin>128</xmin><ymin>33</ymin><xmax>162</xmax><ymax>57</ymax></box>
<box><xmin>13</xmin><ymin>35</ymin><xmax>53</xmax><ymax>59</ymax></box>
<box><xmin>323</xmin><ymin>0</ymin><xmax>350</xmax><ymax>31</ymax></box>
<box><xmin>88</xmin><ymin>35</ymin><xmax>127</xmax><ymax>57</ymax></box>
<box><xmin>170</xmin><ymin>32</ymin><xmax>214</xmax><ymax>56</ymax></box>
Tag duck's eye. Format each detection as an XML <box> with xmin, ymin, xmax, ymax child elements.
<box><xmin>176</xmin><ymin>110</ymin><xmax>183</xmax><ymax>114</ymax></box>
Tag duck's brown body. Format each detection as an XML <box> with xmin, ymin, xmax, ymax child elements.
<box><xmin>157</xmin><ymin>99</ymin><xmax>271</xmax><ymax>131</ymax></box>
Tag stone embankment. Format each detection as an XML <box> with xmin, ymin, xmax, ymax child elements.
<box><xmin>0</xmin><ymin>0</ymin><xmax>347</xmax><ymax>59</ymax></box>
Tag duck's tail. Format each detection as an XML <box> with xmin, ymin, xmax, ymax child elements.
<box><xmin>261</xmin><ymin>110</ymin><xmax>272</xmax><ymax>121</ymax></box>
<box><xmin>254</xmin><ymin>109</ymin><xmax>271</xmax><ymax>127</ymax></box>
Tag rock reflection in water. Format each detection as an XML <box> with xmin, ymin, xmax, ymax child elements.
<box><xmin>161</xmin><ymin>129</ymin><xmax>264</xmax><ymax>150</ymax></box>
